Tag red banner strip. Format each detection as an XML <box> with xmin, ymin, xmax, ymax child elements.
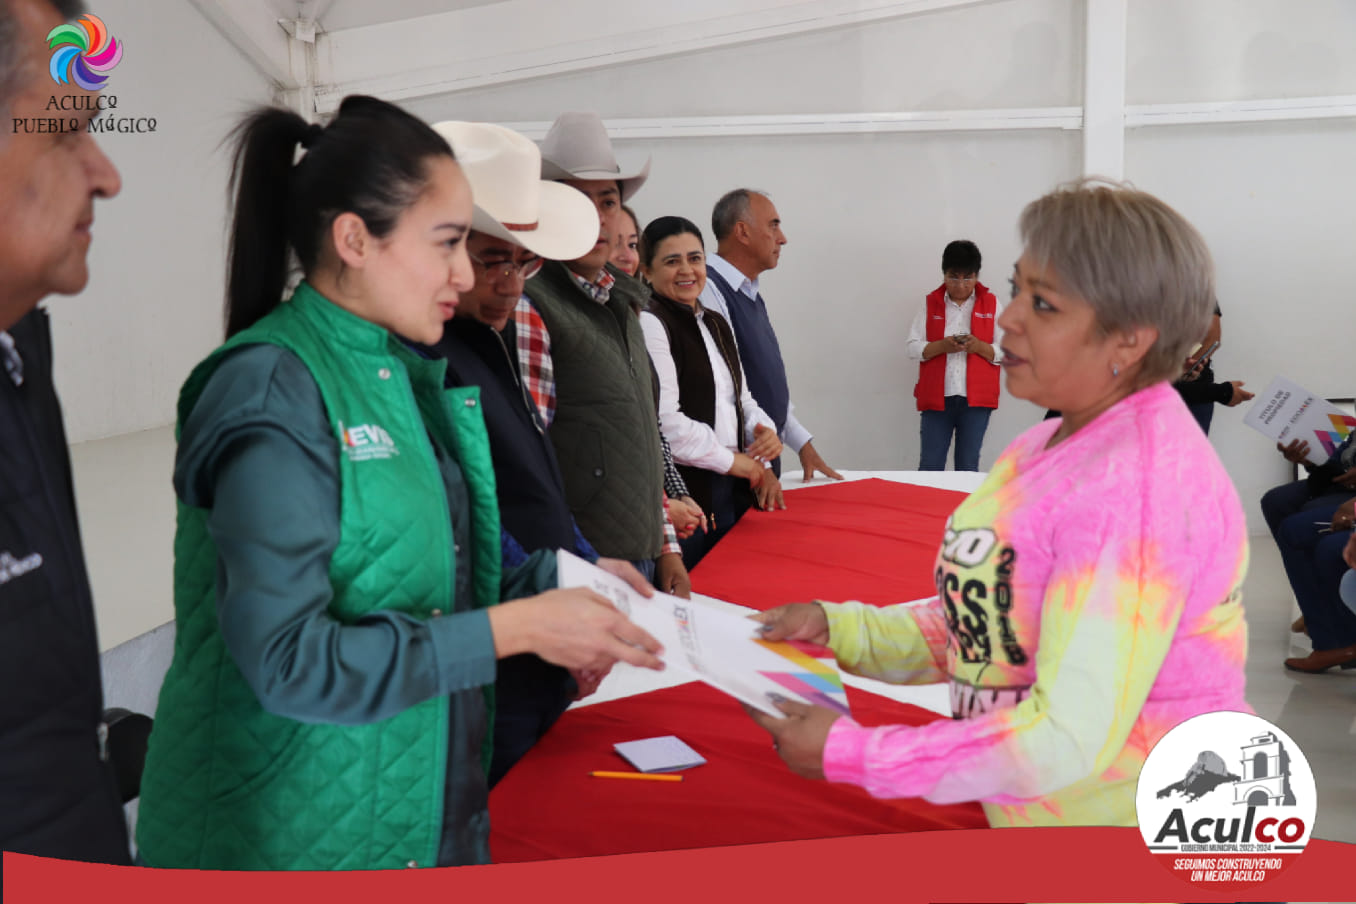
<box><xmin>5</xmin><ymin>828</ymin><xmax>1350</xmax><ymax>903</ymax></box>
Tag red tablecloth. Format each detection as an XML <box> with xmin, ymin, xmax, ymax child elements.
<box><xmin>691</xmin><ymin>477</ymin><xmax>968</xmax><ymax>610</ymax></box>
<box><xmin>488</xmin><ymin>681</ymin><xmax>985</xmax><ymax>862</ymax></box>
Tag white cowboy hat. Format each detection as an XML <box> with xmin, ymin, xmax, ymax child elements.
<box><xmin>538</xmin><ymin>111</ymin><xmax>651</xmax><ymax>202</ymax></box>
<box><xmin>431</xmin><ymin>120</ymin><xmax>600</xmax><ymax>261</ymax></box>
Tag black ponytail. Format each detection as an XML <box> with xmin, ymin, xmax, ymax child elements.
<box><xmin>224</xmin><ymin>95</ymin><xmax>454</xmax><ymax>337</ymax></box>
<box><xmin>224</xmin><ymin>108</ymin><xmax>309</xmax><ymax>338</ymax></box>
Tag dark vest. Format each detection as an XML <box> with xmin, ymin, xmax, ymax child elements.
<box><xmin>0</xmin><ymin>309</ymin><xmax>130</xmax><ymax>864</ymax></box>
<box><xmin>432</xmin><ymin>317</ymin><xmax>575</xmax><ymax>554</ymax></box>
<box><xmin>523</xmin><ymin>262</ymin><xmax>663</xmax><ymax>561</ymax></box>
<box><xmin>704</xmin><ymin>266</ymin><xmax>791</xmax><ymax>437</ymax></box>
<box><xmin>645</xmin><ymin>294</ymin><xmax>752</xmax><ymax>519</ymax></box>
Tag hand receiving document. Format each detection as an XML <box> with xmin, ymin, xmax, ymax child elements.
<box><xmin>557</xmin><ymin>551</ymin><xmax>851</xmax><ymax>719</ymax></box>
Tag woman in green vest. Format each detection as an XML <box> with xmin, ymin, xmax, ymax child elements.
<box><xmin>134</xmin><ymin>95</ymin><xmax>664</xmax><ymax>871</ymax></box>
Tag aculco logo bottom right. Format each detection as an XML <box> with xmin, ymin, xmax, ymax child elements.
<box><xmin>1136</xmin><ymin>710</ymin><xmax>1316</xmax><ymax>892</ymax></box>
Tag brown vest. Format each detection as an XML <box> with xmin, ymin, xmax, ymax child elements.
<box><xmin>646</xmin><ymin>293</ymin><xmax>752</xmax><ymax>517</ymax></box>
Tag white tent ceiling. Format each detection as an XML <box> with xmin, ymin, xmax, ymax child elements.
<box><xmin>188</xmin><ymin>0</ymin><xmax>999</xmax><ymax>116</ymax></box>
<box><xmin>187</xmin><ymin>0</ymin><xmax>1356</xmax><ymax>180</ymax></box>
<box><xmin>320</xmin><ymin>0</ymin><xmax>510</xmax><ymax>31</ymax></box>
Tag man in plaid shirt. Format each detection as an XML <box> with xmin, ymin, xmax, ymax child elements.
<box><xmin>515</xmin><ymin>292</ymin><xmax>704</xmax><ymax>561</ymax></box>
<box><xmin>521</xmin><ymin>113</ymin><xmax>703</xmax><ymax>598</ymax></box>
<box><xmin>514</xmin><ymin>298</ymin><xmax>555</xmax><ymax>425</ymax></box>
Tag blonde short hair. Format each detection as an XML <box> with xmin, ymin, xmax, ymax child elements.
<box><xmin>1018</xmin><ymin>178</ymin><xmax>1215</xmax><ymax>385</ymax></box>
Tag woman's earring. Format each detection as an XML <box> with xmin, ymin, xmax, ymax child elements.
<box><xmin>1112</xmin><ymin>363</ymin><xmax>1121</xmax><ymax>378</ymax></box>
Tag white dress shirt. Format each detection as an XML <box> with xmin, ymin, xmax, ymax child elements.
<box><xmin>697</xmin><ymin>252</ymin><xmax>814</xmax><ymax>452</ymax></box>
<box><xmin>0</xmin><ymin>331</ymin><xmax>22</xmax><ymax>387</ymax></box>
<box><xmin>640</xmin><ymin>306</ymin><xmax>776</xmax><ymax>475</ymax></box>
<box><xmin>903</xmin><ymin>290</ymin><xmax>1005</xmax><ymax>397</ymax></box>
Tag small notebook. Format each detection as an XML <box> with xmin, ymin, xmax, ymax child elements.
<box><xmin>613</xmin><ymin>736</ymin><xmax>707</xmax><ymax>773</ymax></box>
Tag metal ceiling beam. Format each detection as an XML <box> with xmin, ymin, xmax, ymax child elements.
<box><xmin>1081</xmin><ymin>0</ymin><xmax>1127</xmax><ymax>178</ymax></box>
<box><xmin>493</xmin><ymin>108</ymin><xmax>1084</xmax><ymax>140</ymax></box>
<box><xmin>1126</xmin><ymin>95</ymin><xmax>1356</xmax><ymax>127</ymax></box>
<box><xmin>189</xmin><ymin>0</ymin><xmax>302</xmax><ymax>90</ymax></box>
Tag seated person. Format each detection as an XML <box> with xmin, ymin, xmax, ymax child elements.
<box><xmin>1341</xmin><ymin>522</ymin><xmax>1356</xmax><ymax>614</ymax></box>
<box><xmin>1262</xmin><ymin>428</ymin><xmax>1356</xmax><ymax>669</ymax></box>
<box><xmin>638</xmin><ymin>216</ymin><xmax>783</xmax><ymax>569</ymax></box>
<box><xmin>1278</xmin><ymin>496</ymin><xmax>1356</xmax><ymax>672</ymax></box>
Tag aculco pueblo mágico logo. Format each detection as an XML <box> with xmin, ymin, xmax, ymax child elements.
<box><xmin>47</xmin><ymin>14</ymin><xmax>121</xmax><ymax>89</ymax></box>
<box><xmin>9</xmin><ymin>14</ymin><xmax>156</xmax><ymax>136</ymax></box>
<box><xmin>1136</xmin><ymin>710</ymin><xmax>1316</xmax><ymax>891</ymax></box>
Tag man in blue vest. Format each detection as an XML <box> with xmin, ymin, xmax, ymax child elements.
<box><xmin>0</xmin><ymin>0</ymin><xmax>130</xmax><ymax>863</ymax></box>
<box><xmin>698</xmin><ymin>189</ymin><xmax>842</xmax><ymax>496</ymax></box>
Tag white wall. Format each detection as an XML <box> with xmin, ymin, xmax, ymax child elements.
<box><xmin>399</xmin><ymin>0</ymin><xmax>1081</xmax><ymax>119</ymax></box>
<box><xmin>48</xmin><ymin>0</ymin><xmax>273</xmax><ymax>444</ymax></box>
<box><xmin>405</xmin><ymin>0</ymin><xmax>1083</xmax><ymax>474</ymax></box>
<box><xmin>48</xmin><ymin>0</ymin><xmax>271</xmax><ymax>648</ymax></box>
<box><xmin>73</xmin><ymin>426</ymin><xmax>177</xmax><ymax>649</ymax></box>
<box><xmin>1127</xmin><ymin>0</ymin><xmax>1356</xmax><ymax>103</ymax></box>
<box><xmin>1123</xmin><ymin>0</ymin><xmax>1356</xmax><ymax>530</ymax></box>
<box><xmin>1125</xmin><ymin>118</ymin><xmax>1356</xmax><ymax>530</ymax></box>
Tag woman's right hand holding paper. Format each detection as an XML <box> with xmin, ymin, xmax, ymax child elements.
<box><xmin>490</xmin><ymin>589</ymin><xmax>666</xmax><ymax>672</ymax></box>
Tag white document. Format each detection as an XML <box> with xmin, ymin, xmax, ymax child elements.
<box><xmin>612</xmin><ymin>736</ymin><xmax>707</xmax><ymax>773</ymax></box>
<box><xmin>1243</xmin><ymin>376</ymin><xmax>1355</xmax><ymax>465</ymax></box>
<box><xmin>556</xmin><ymin>551</ymin><xmax>852</xmax><ymax>720</ymax></box>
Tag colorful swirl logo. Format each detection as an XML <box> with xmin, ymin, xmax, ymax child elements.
<box><xmin>47</xmin><ymin>15</ymin><xmax>123</xmax><ymax>90</ymax></box>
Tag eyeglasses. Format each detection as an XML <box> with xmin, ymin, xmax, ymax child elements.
<box><xmin>944</xmin><ymin>273</ymin><xmax>977</xmax><ymax>283</ymax></box>
<box><xmin>469</xmin><ymin>250</ymin><xmax>543</xmax><ymax>285</ymax></box>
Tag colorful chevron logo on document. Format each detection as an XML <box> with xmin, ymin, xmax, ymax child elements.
<box><xmin>1315</xmin><ymin>412</ymin><xmax>1356</xmax><ymax>458</ymax></box>
<box><xmin>756</xmin><ymin>639</ymin><xmax>851</xmax><ymax>716</ymax></box>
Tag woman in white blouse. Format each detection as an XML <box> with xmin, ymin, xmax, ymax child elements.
<box><xmin>638</xmin><ymin>216</ymin><xmax>784</xmax><ymax>569</ymax></box>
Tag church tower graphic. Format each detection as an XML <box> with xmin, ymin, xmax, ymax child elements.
<box><xmin>1233</xmin><ymin>731</ymin><xmax>1297</xmax><ymax>807</ymax></box>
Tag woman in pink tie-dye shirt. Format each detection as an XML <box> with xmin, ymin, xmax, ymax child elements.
<box><xmin>748</xmin><ymin>180</ymin><xmax>1249</xmax><ymax>828</ymax></box>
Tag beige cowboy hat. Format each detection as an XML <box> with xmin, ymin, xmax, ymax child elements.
<box><xmin>431</xmin><ymin>120</ymin><xmax>600</xmax><ymax>261</ymax></box>
<box><xmin>538</xmin><ymin>111</ymin><xmax>651</xmax><ymax>202</ymax></box>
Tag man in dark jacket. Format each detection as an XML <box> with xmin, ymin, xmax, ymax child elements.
<box><xmin>422</xmin><ymin>121</ymin><xmax>654</xmax><ymax>785</ymax></box>
<box><xmin>0</xmin><ymin>0</ymin><xmax>129</xmax><ymax>863</ymax></box>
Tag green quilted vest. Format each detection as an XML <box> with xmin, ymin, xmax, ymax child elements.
<box><xmin>523</xmin><ymin>262</ymin><xmax>663</xmax><ymax>561</ymax></box>
<box><xmin>136</xmin><ymin>282</ymin><xmax>502</xmax><ymax>870</ymax></box>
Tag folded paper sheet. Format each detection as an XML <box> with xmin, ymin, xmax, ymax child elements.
<box><xmin>612</xmin><ymin>736</ymin><xmax>707</xmax><ymax>773</ymax></box>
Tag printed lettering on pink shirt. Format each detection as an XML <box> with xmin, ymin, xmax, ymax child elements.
<box><xmin>937</xmin><ymin>523</ymin><xmax>1028</xmax><ymax>669</ymax></box>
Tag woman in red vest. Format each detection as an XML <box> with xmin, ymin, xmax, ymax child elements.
<box><xmin>906</xmin><ymin>240</ymin><xmax>1002</xmax><ymax>470</ymax></box>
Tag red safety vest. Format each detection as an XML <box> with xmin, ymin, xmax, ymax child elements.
<box><xmin>913</xmin><ymin>282</ymin><xmax>1001</xmax><ymax>412</ymax></box>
